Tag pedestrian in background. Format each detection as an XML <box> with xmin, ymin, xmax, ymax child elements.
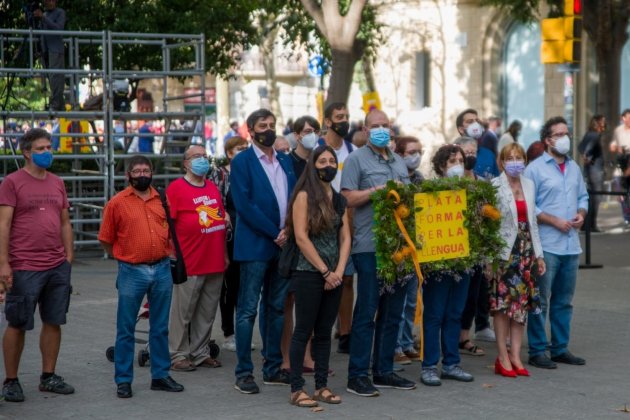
<box><xmin>578</xmin><ymin>115</ymin><xmax>605</xmax><ymax>232</ymax></box>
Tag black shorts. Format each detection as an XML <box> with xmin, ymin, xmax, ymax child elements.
<box><xmin>4</xmin><ymin>260</ymin><xmax>72</xmax><ymax>331</ymax></box>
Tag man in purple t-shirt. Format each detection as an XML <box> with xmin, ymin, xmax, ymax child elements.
<box><xmin>0</xmin><ymin>128</ymin><xmax>74</xmax><ymax>403</ymax></box>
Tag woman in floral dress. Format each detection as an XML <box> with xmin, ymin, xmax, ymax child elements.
<box><xmin>491</xmin><ymin>143</ymin><xmax>546</xmax><ymax>377</ymax></box>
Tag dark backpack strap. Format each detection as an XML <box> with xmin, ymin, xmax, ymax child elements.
<box><xmin>157</xmin><ymin>187</ymin><xmax>184</xmax><ymax>261</ymax></box>
<box><xmin>344</xmin><ymin>139</ymin><xmax>354</xmax><ymax>153</ymax></box>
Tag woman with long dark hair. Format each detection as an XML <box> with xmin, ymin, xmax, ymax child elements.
<box><xmin>286</xmin><ymin>145</ymin><xmax>351</xmax><ymax>407</ymax></box>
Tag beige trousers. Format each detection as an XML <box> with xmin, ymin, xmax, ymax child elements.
<box><xmin>169</xmin><ymin>273</ymin><xmax>222</xmax><ymax>365</ymax></box>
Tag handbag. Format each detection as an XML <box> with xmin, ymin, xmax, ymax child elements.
<box><xmin>157</xmin><ymin>188</ymin><xmax>188</xmax><ymax>284</ymax></box>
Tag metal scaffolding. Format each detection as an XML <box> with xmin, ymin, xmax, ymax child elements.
<box><xmin>0</xmin><ymin>29</ymin><xmax>206</xmax><ymax>247</ymax></box>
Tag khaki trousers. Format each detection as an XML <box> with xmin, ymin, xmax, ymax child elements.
<box><xmin>169</xmin><ymin>273</ymin><xmax>222</xmax><ymax>365</ymax></box>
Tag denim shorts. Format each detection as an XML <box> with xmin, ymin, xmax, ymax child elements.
<box><xmin>4</xmin><ymin>260</ymin><xmax>72</xmax><ymax>330</ymax></box>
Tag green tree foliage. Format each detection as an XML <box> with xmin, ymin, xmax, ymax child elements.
<box><xmin>1</xmin><ymin>0</ymin><xmax>261</xmax><ymax>76</ymax></box>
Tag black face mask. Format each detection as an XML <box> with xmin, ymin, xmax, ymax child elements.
<box><xmin>129</xmin><ymin>176</ymin><xmax>152</xmax><ymax>192</ymax></box>
<box><xmin>330</xmin><ymin>121</ymin><xmax>349</xmax><ymax>138</ymax></box>
<box><xmin>317</xmin><ymin>166</ymin><xmax>338</xmax><ymax>183</ymax></box>
<box><xmin>464</xmin><ymin>155</ymin><xmax>477</xmax><ymax>171</ymax></box>
<box><xmin>254</xmin><ymin>129</ymin><xmax>276</xmax><ymax>147</ymax></box>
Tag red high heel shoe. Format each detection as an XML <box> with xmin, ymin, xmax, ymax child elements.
<box><xmin>495</xmin><ymin>358</ymin><xmax>517</xmax><ymax>378</ymax></box>
<box><xmin>513</xmin><ymin>366</ymin><xmax>530</xmax><ymax>377</ymax></box>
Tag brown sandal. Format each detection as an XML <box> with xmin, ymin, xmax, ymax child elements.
<box><xmin>198</xmin><ymin>357</ymin><xmax>222</xmax><ymax>368</ymax></box>
<box><xmin>314</xmin><ymin>387</ymin><xmax>341</xmax><ymax>404</ymax></box>
<box><xmin>290</xmin><ymin>390</ymin><xmax>318</xmax><ymax>408</ymax></box>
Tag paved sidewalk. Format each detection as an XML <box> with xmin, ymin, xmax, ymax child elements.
<box><xmin>1</xmin><ymin>206</ymin><xmax>630</xmax><ymax>419</ymax></box>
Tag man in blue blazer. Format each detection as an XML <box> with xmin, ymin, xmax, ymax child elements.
<box><xmin>229</xmin><ymin>109</ymin><xmax>297</xmax><ymax>394</ymax></box>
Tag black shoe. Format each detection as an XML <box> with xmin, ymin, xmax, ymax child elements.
<box><xmin>117</xmin><ymin>382</ymin><xmax>132</xmax><ymax>398</ymax></box>
<box><xmin>373</xmin><ymin>373</ymin><xmax>416</xmax><ymax>390</ymax></box>
<box><xmin>263</xmin><ymin>369</ymin><xmax>290</xmax><ymax>386</ymax></box>
<box><xmin>150</xmin><ymin>376</ymin><xmax>184</xmax><ymax>392</ymax></box>
<box><xmin>39</xmin><ymin>374</ymin><xmax>75</xmax><ymax>395</ymax></box>
<box><xmin>346</xmin><ymin>376</ymin><xmax>379</xmax><ymax>397</ymax></box>
<box><xmin>234</xmin><ymin>375</ymin><xmax>260</xmax><ymax>394</ymax></box>
<box><xmin>2</xmin><ymin>379</ymin><xmax>25</xmax><ymax>402</ymax></box>
<box><xmin>528</xmin><ymin>354</ymin><xmax>558</xmax><ymax>369</ymax></box>
<box><xmin>337</xmin><ymin>334</ymin><xmax>350</xmax><ymax>354</ymax></box>
<box><xmin>551</xmin><ymin>351</ymin><xmax>585</xmax><ymax>365</ymax></box>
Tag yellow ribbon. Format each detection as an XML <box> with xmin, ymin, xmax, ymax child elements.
<box><xmin>387</xmin><ymin>190</ymin><xmax>424</xmax><ymax>360</ymax></box>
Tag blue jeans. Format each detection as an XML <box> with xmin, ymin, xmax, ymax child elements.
<box><xmin>115</xmin><ymin>259</ymin><xmax>172</xmax><ymax>384</ymax></box>
<box><xmin>235</xmin><ymin>259</ymin><xmax>289</xmax><ymax>379</ymax></box>
<box><xmin>422</xmin><ymin>271</ymin><xmax>470</xmax><ymax>368</ymax></box>
<box><xmin>395</xmin><ymin>275</ymin><xmax>418</xmax><ymax>354</ymax></box>
<box><xmin>527</xmin><ymin>252</ymin><xmax>579</xmax><ymax>357</ymax></box>
<box><xmin>348</xmin><ymin>253</ymin><xmax>408</xmax><ymax>379</ymax></box>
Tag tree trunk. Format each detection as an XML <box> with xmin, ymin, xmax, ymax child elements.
<box><xmin>261</xmin><ymin>27</ymin><xmax>283</xmax><ymax>125</ymax></box>
<box><xmin>325</xmin><ymin>45</ymin><xmax>362</xmax><ymax>107</ymax></box>
<box><xmin>583</xmin><ymin>0</ymin><xmax>630</xmax><ymax>146</ymax></box>
<box><xmin>595</xmin><ymin>45</ymin><xmax>624</xmax><ymax>145</ymax></box>
<box><xmin>361</xmin><ymin>55</ymin><xmax>376</xmax><ymax>92</ymax></box>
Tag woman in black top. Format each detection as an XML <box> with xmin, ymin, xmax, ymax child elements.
<box><xmin>578</xmin><ymin>115</ymin><xmax>605</xmax><ymax>231</ymax></box>
<box><xmin>286</xmin><ymin>145</ymin><xmax>351</xmax><ymax>407</ymax></box>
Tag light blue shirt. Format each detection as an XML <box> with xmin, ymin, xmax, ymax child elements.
<box><xmin>523</xmin><ymin>152</ymin><xmax>589</xmax><ymax>255</ymax></box>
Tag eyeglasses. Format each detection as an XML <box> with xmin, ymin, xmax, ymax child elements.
<box><xmin>186</xmin><ymin>153</ymin><xmax>208</xmax><ymax>160</ymax></box>
<box><xmin>129</xmin><ymin>169</ymin><xmax>152</xmax><ymax>176</ymax></box>
<box><xmin>550</xmin><ymin>132</ymin><xmax>570</xmax><ymax>139</ymax></box>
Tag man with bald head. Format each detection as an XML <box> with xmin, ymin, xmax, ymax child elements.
<box><xmin>167</xmin><ymin>145</ymin><xmax>228</xmax><ymax>371</ymax></box>
<box><xmin>340</xmin><ymin>110</ymin><xmax>416</xmax><ymax>396</ymax></box>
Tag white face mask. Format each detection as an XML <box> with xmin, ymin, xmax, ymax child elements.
<box><xmin>404</xmin><ymin>152</ymin><xmax>421</xmax><ymax>170</ymax></box>
<box><xmin>446</xmin><ymin>164</ymin><xmax>465</xmax><ymax>178</ymax></box>
<box><xmin>465</xmin><ymin>121</ymin><xmax>483</xmax><ymax>139</ymax></box>
<box><xmin>300</xmin><ymin>132</ymin><xmax>319</xmax><ymax>150</ymax></box>
<box><xmin>553</xmin><ymin>135</ymin><xmax>571</xmax><ymax>155</ymax></box>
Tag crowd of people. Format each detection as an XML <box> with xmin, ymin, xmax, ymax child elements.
<box><xmin>1</xmin><ymin>103</ymin><xmax>630</xmax><ymax>408</ymax></box>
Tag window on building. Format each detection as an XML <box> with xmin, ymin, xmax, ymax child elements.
<box><xmin>621</xmin><ymin>26</ymin><xmax>630</xmax><ymax>112</ymax></box>
<box><xmin>415</xmin><ymin>51</ymin><xmax>431</xmax><ymax>109</ymax></box>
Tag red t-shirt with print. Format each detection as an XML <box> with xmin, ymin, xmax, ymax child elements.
<box><xmin>166</xmin><ymin>178</ymin><xmax>226</xmax><ymax>275</ymax></box>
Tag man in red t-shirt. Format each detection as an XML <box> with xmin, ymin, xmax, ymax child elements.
<box><xmin>0</xmin><ymin>128</ymin><xmax>74</xmax><ymax>402</ymax></box>
<box><xmin>167</xmin><ymin>145</ymin><xmax>228</xmax><ymax>371</ymax></box>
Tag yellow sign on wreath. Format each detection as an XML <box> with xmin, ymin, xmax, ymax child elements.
<box><xmin>414</xmin><ymin>189</ymin><xmax>470</xmax><ymax>263</ymax></box>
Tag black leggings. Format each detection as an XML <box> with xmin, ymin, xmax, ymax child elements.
<box><xmin>461</xmin><ymin>265</ymin><xmax>490</xmax><ymax>332</ymax></box>
<box><xmin>220</xmin><ymin>238</ymin><xmax>240</xmax><ymax>337</ymax></box>
<box><xmin>289</xmin><ymin>270</ymin><xmax>343</xmax><ymax>392</ymax></box>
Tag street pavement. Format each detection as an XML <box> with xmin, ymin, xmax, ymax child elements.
<box><xmin>1</xmin><ymin>204</ymin><xmax>630</xmax><ymax>419</ymax></box>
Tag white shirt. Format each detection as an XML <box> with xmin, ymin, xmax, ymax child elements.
<box><xmin>330</xmin><ymin>141</ymin><xmax>351</xmax><ymax>192</ymax></box>
<box><xmin>613</xmin><ymin>124</ymin><xmax>630</xmax><ymax>152</ymax></box>
<box><xmin>252</xmin><ymin>144</ymin><xmax>289</xmax><ymax>228</ymax></box>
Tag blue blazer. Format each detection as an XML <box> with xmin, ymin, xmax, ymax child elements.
<box><xmin>229</xmin><ymin>147</ymin><xmax>297</xmax><ymax>261</ymax></box>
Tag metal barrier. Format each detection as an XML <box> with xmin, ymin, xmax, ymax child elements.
<box><xmin>1</xmin><ymin>29</ymin><xmax>207</xmax><ymax>248</ymax></box>
<box><xmin>579</xmin><ymin>189</ymin><xmax>629</xmax><ymax>269</ymax></box>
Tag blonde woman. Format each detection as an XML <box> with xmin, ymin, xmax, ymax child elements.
<box><xmin>490</xmin><ymin>143</ymin><xmax>546</xmax><ymax>377</ymax></box>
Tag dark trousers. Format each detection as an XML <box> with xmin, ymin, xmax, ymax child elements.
<box><xmin>461</xmin><ymin>265</ymin><xmax>490</xmax><ymax>332</ymax></box>
<box><xmin>289</xmin><ymin>271</ymin><xmax>342</xmax><ymax>392</ymax></box>
<box><xmin>220</xmin><ymin>238</ymin><xmax>240</xmax><ymax>337</ymax></box>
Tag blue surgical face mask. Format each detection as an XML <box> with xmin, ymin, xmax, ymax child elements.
<box><xmin>190</xmin><ymin>157</ymin><xmax>210</xmax><ymax>176</ymax></box>
<box><xmin>369</xmin><ymin>127</ymin><xmax>390</xmax><ymax>148</ymax></box>
<box><xmin>32</xmin><ymin>150</ymin><xmax>54</xmax><ymax>169</ymax></box>
<box><xmin>446</xmin><ymin>164</ymin><xmax>464</xmax><ymax>178</ymax></box>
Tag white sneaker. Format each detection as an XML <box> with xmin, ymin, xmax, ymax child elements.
<box><xmin>222</xmin><ymin>335</ymin><xmax>236</xmax><ymax>352</ymax></box>
<box><xmin>475</xmin><ymin>327</ymin><xmax>496</xmax><ymax>342</ymax></box>
<box><xmin>222</xmin><ymin>335</ymin><xmax>256</xmax><ymax>351</ymax></box>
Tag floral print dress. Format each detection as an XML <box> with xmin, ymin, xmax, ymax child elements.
<box><xmin>489</xmin><ymin>201</ymin><xmax>541</xmax><ymax>324</ymax></box>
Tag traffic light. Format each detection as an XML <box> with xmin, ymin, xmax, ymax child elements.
<box><xmin>563</xmin><ymin>0</ymin><xmax>582</xmax><ymax>63</ymax></box>
<box><xmin>541</xmin><ymin>0</ymin><xmax>582</xmax><ymax>64</ymax></box>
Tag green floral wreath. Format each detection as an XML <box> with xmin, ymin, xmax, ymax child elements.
<box><xmin>372</xmin><ymin>178</ymin><xmax>505</xmax><ymax>287</ymax></box>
